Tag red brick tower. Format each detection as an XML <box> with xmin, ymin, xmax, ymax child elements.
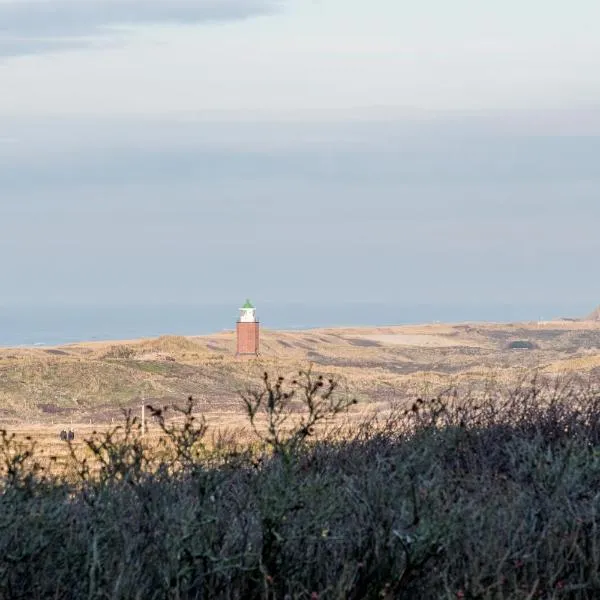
<box><xmin>236</xmin><ymin>299</ymin><xmax>259</xmax><ymax>356</ymax></box>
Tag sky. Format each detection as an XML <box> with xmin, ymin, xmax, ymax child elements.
<box><xmin>1</xmin><ymin>0</ymin><xmax>600</xmax><ymax>321</ymax></box>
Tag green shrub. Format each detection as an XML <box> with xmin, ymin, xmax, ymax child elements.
<box><xmin>507</xmin><ymin>340</ymin><xmax>538</xmax><ymax>350</ymax></box>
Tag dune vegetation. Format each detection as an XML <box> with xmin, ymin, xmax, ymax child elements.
<box><xmin>2</xmin><ymin>369</ymin><xmax>600</xmax><ymax>599</ymax></box>
<box><xmin>4</xmin><ymin>321</ymin><xmax>600</xmax><ymax>427</ymax></box>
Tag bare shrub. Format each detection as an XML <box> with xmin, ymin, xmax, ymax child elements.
<box><xmin>2</xmin><ymin>373</ymin><xmax>600</xmax><ymax>598</ymax></box>
<box><xmin>103</xmin><ymin>345</ymin><xmax>136</xmax><ymax>359</ymax></box>
<box><xmin>240</xmin><ymin>366</ymin><xmax>357</xmax><ymax>455</ymax></box>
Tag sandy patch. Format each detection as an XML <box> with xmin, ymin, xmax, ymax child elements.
<box><xmin>354</xmin><ymin>334</ymin><xmax>476</xmax><ymax>348</ymax></box>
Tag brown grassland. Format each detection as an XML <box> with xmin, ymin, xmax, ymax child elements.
<box><xmin>3</xmin><ymin>318</ymin><xmax>600</xmax><ymax>459</ymax></box>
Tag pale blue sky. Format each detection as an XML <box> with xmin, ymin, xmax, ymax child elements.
<box><xmin>1</xmin><ymin>0</ymin><xmax>600</xmax><ymax>114</ymax></box>
<box><xmin>0</xmin><ymin>0</ymin><xmax>599</xmax><ymax>321</ymax></box>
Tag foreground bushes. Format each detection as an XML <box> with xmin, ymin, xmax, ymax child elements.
<box><xmin>2</xmin><ymin>373</ymin><xmax>600</xmax><ymax>599</ymax></box>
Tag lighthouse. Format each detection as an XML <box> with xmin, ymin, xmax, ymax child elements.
<box><xmin>236</xmin><ymin>299</ymin><xmax>260</xmax><ymax>356</ymax></box>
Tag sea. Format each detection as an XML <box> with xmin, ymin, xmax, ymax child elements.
<box><xmin>0</xmin><ymin>301</ymin><xmax>582</xmax><ymax>348</ymax></box>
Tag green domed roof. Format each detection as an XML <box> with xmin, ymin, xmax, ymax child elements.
<box><xmin>242</xmin><ymin>299</ymin><xmax>255</xmax><ymax>309</ymax></box>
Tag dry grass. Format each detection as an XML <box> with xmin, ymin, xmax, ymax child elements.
<box><xmin>9</xmin><ymin>403</ymin><xmax>383</xmax><ymax>479</ymax></box>
<box><xmin>3</xmin><ymin>321</ymin><xmax>600</xmax><ymax>430</ymax></box>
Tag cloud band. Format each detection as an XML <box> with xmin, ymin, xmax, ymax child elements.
<box><xmin>0</xmin><ymin>0</ymin><xmax>280</xmax><ymax>56</ymax></box>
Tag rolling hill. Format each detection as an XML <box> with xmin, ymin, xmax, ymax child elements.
<box><xmin>3</xmin><ymin>320</ymin><xmax>600</xmax><ymax>425</ymax></box>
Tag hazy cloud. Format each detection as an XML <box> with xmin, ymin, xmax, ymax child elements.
<box><xmin>2</xmin><ymin>114</ymin><xmax>600</xmax><ymax>311</ymax></box>
<box><xmin>0</xmin><ymin>0</ymin><xmax>281</xmax><ymax>56</ymax></box>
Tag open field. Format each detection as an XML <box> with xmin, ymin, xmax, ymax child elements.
<box><xmin>3</xmin><ymin>318</ymin><xmax>600</xmax><ymax>437</ymax></box>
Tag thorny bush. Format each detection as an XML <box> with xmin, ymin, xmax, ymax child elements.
<box><xmin>2</xmin><ymin>371</ymin><xmax>600</xmax><ymax>599</ymax></box>
<box><xmin>240</xmin><ymin>367</ymin><xmax>357</xmax><ymax>456</ymax></box>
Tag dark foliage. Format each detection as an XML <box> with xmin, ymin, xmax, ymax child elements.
<box><xmin>507</xmin><ymin>340</ymin><xmax>538</xmax><ymax>350</ymax></box>
<box><xmin>2</xmin><ymin>373</ymin><xmax>600</xmax><ymax>599</ymax></box>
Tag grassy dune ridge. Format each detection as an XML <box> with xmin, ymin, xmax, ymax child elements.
<box><xmin>3</xmin><ymin>320</ymin><xmax>600</xmax><ymax>426</ymax></box>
